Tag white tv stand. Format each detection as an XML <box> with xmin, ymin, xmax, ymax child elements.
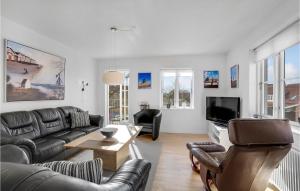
<box><xmin>208</xmin><ymin>121</ymin><xmax>232</xmax><ymax>150</ymax></box>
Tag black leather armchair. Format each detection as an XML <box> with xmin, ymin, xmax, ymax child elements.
<box><xmin>134</xmin><ymin>109</ymin><xmax>162</xmax><ymax>140</ymax></box>
<box><xmin>0</xmin><ymin>144</ymin><xmax>152</xmax><ymax>191</ymax></box>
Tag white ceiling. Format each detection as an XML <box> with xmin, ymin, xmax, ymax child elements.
<box><xmin>1</xmin><ymin>0</ymin><xmax>297</xmax><ymax>58</ymax></box>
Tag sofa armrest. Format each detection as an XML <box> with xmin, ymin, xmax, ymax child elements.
<box><xmin>152</xmin><ymin>112</ymin><xmax>162</xmax><ymax>140</ymax></box>
<box><xmin>191</xmin><ymin>148</ymin><xmax>222</xmax><ymax>173</ymax></box>
<box><xmin>0</xmin><ymin>144</ymin><xmax>30</xmax><ymax>164</ymax></box>
<box><xmin>89</xmin><ymin>115</ymin><xmax>104</xmax><ymax>128</ymax></box>
<box><xmin>0</xmin><ymin>136</ymin><xmax>36</xmax><ymax>163</ymax></box>
<box><xmin>107</xmin><ymin>159</ymin><xmax>151</xmax><ymax>191</ymax></box>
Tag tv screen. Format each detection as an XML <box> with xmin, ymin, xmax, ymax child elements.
<box><xmin>206</xmin><ymin>97</ymin><xmax>240</xmax><ymax>125</ymax></box>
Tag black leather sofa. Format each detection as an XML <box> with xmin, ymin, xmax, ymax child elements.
<box><xmin>134</xmin><ymin>109</ymin><xmax>162</xmax><ymax>140</ymax></box>
<box><xmin>1</xmin><ymin>144</ymin><xmax>151</xmax><ymax>191</ymax></box>
<box><xmin>0</xmin><ymin>106</ymin><xmax>104</xmax><ymax>163</ymax></box>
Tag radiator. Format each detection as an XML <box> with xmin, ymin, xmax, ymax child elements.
<box><xmin>270</xmin><ymin>148</ymin><xmax>300</xmax><ymax>191</ymax></box>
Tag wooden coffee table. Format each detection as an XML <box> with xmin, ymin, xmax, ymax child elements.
<box><xmin>65</xmin><ymin>124</ymin><xmax>142</xmax><ymax>171</ymax></box>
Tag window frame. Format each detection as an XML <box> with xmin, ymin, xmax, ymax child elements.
<box><xmin>257</xmin><ymin>43</ymin><xmax>300</xmax><ymax>127</ymax></box>
<box><xmin>160</xmin><ymin>69</ymin><xmax>194</xmax><ymax>109</ymax></box>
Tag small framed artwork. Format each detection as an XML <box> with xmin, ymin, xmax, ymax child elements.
<box><xmin>230</xmin><ymin>65</ymin><xmax>239</xmax><ymax>88</ymax></box>
<box><xmin>138</xmin><ymin>72</ymin><xmax>151</xmax><ymax>89</ymax></box>
<box><xmin>5</xmin><ymin>40</ymin><xmax>66</xmax><ymax>102</ymax></box>
<box><xmin>203</xmin><ymin>70</ymin><xmax>219</xmax><ymax>88</ymax></box>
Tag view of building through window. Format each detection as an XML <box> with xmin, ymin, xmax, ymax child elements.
<box><xmin>284</xmin><ymin>43</ymin><xmax>300</xmax><ymax>123</ymax></box>
<box><xmin>263</xmin><ymin>56</ymin><xmax>274</xmax><ymax>116</ymax></box>
<box><xmin>161</xmin><ymin>70</ymin><xmax>193</xmax><ymax>108</ymax></box>
<box><xmin>107</xmin><ymin>71</ymin><xmax>129</xmax><ymax>124</ymax></box>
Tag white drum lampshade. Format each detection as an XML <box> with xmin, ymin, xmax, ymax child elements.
<box><xmin>103</xmin><ymin>71</ymin><xmax>123</xmax><ymax>85</ymax></box>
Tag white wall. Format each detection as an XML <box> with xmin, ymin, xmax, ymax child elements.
<box><xmin>97</xmin><ymin>54</ymin><xmax>227</xmax><ymax>134</ymax></box>
<box><xmin>0</xmin><ymin>18</ymin><xmax>98</xmax><ymax>113</ymax></box>
<box><xmin>225</xmin><ymin>1</ymin><xmax>299</xmax><ymax>118</ymax></box>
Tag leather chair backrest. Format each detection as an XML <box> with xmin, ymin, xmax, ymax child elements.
<box><xmin>33</xmin><ymin>108</ymin><xmax>65</xmax><ymax>136</ymax></box>
<box><xmin>0</xmin><ymin>111</ymin><xmax>40</xmax><ymax>139</ymax></box>
<box><xmin>139</xmin><ymin>109</ymin><xmax>161</xmax><ymax>123</ymax></box>
<box><xmin>216</xmin><ymin>119</ymin><xmax>293</xmax><ymax>191</ymax></box>
<box><xmin>228</xmin><ymin>119</ymin><xmax>293</xmax><ymax>145</ymax></box>
<box><xmin>57</xmin><ymin>106</ymin><xmax>83</xmax><ymax>129</ymax></box>
<box><xmin>216</xmin><ymin>145</ymin><xmax>291</xmax><ymax>191</ymax></box>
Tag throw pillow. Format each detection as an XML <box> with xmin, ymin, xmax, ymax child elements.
<box><xmin>33</xmin><ymin>158</ymin><xmax>103</xmax><ymax>184</ymax></box>
<box><xmin>70</xmin><ymin>111</ymin><xmax>90</xmax><ymax>128</ymax></box>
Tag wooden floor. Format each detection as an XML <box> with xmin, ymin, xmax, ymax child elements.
<box><xmin>138</xmin><ymin>133</ymin><xmax>208</xmax><ymax>191</ymax></box>
<box><xmin>70</xmin><ymin>132</ymin><xmax>277</xmax><ymax>191</ymax></box>
<box><xmin>137</xmin><ymin>133</ymin><xmax>277</xmax><ymax>191</ymax></box>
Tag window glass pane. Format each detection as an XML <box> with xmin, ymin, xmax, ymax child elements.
<box><xmin>178</xmin><ymin>72</ymin><xmax>192</xmax><ymax>107</ymax></box>
<box><xmin>263</xmin><ymin>56</ymin><xmax>274</xmax><ymax>116</ymax></box>
<box><xmin>162</xmin><ymin>72</ymin><xmax>176</xmax><ymax>107</ymax></box>
<box><xmin>284</xmin><ymin>44</ymin><xmax>300</xmax><ymax>123</ymax></box>
<box><xmin>108</xmin><ymin>85</ymin><xmax>120</xmax><ymax>123</ymax></box>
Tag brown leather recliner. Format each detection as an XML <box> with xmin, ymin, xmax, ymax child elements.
<box><xmin>191</xmin><ymin>119</ymin><xmax>294</xmax><ymax>191</ymax></box>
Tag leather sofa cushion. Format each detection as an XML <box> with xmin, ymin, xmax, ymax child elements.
<box><xmin>34</xmin><ymin>109</ymin><xmax>59</xmax><ymax>122</ymax></box>
<box><xmin>1</xmin><ymin>112</ymin><xmax>32</xmax><ymax>128</ymax></box>
<box><xmin>1</xmin><ymin>111</ymin><xmax>40</xmax><ymax>139</ymax></box>
<box><xmin>34</xmin><ymin>109</ymin><xmax>65</xmax><ymax>137</ymax></box>
<box><xmin>34</xmin><ymin>138</ymin><xmax>66</xmax><ymax>162</ymax></box>
<box><xmin>50</xmin><ymin>130</ymin><xmax>86</xmax><ymax>143</ymax></box>
<box><xmin>74</xmin><ymin>126</ymin><xmax>99</xmax><ymax>134</ymax></box>
<box><xmin>229</xmin><ymin>119</ymin><xmax>294</xmax><ymax>145</ymax></box>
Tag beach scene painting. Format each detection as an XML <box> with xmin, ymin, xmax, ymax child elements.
<box><xmin>230</xmin><ymin>65</ymin><xmax>239</xmax><ymax>88</ymax></box>
<box><xmin>204</xmin><ymin>70</ymin><xmax>219</xmax><ymax>88</ymax></box>
<box><xmin>138</xmin><ymin>72</ymin><xmax>151</xmax><ymax>89</ymax></box>
<box><xmin>5</xmin><ymin>40</ymin><xmax>65</xmax><ymax>102</ymax></box>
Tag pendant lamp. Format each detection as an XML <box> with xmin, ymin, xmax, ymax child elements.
<box><xmin>103</xmin><ymin>27</ymin><xmax>123</xmax><ymax>85</ymax></box>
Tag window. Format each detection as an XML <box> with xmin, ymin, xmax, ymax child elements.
<box><xmin>160</xmin><ymin>69</ymin><xmax>194</xmax><ymax>109</ymax></box>
<box><xmin>106</xmin><ymin>70</ymin><xmax>129</xmax><ymax>124</ymax></box>
<box><xmin>258</xmin><ymin>43</ymin><xmax>300</xmax><ymax>125</ymax></box>
<box><xmin>262</xmin><ymin>56</ymin><xmax>275</xmax><ymax>116</ymax></box>
<box><xmin>283</xmin><ymin>44</ymin><xmax>300</xmax><ymax>123</ymax></box>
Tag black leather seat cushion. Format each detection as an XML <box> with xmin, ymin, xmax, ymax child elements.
<box><xmin>34</xmin><ymin>138</ymin><xmax>66</xmax><ymax>162</ymax></box>
<box><xmin>50</xmin><ymin>130</ymin><xmax>86</xmax><ymax>143</ymax></box>
<box><xmin>74</xmin><ymin>126</ymin><xmax>99</xmax><ymax>134</ymax></box>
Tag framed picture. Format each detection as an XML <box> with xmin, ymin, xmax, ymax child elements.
<box><xmin>230</xmin><ymin>65</ymin><xmax>239</xmax><ymax>88</ymax></box>
<box><xmin>203</xmin><ymin>70</ymin><xmax>219</xmax><ymax>88</ymax></box>
<box><xmin>5</xmin><ymin>40</ymin><xmax>66</xmax><ymax>102</ymax></box>
<box><xmin>138</xmin><ymin>72</ymin><xmax>151</xmax><ymax>89</ymax></box>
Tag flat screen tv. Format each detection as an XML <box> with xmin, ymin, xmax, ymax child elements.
<box><xmin>206</xmin><ymin>97</ymin><xmax>240</xmax><ymax>126</ymax></box>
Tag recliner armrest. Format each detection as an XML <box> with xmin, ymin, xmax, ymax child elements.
<box><xmin>191</xmin><ymin>148</ymin><xmax>222</xmax><ymax>173</ymax></box>
<box><xmin>89</xmin><ymin>115</ymin><xmax>104</xmax><ymax>128</ymax></box>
